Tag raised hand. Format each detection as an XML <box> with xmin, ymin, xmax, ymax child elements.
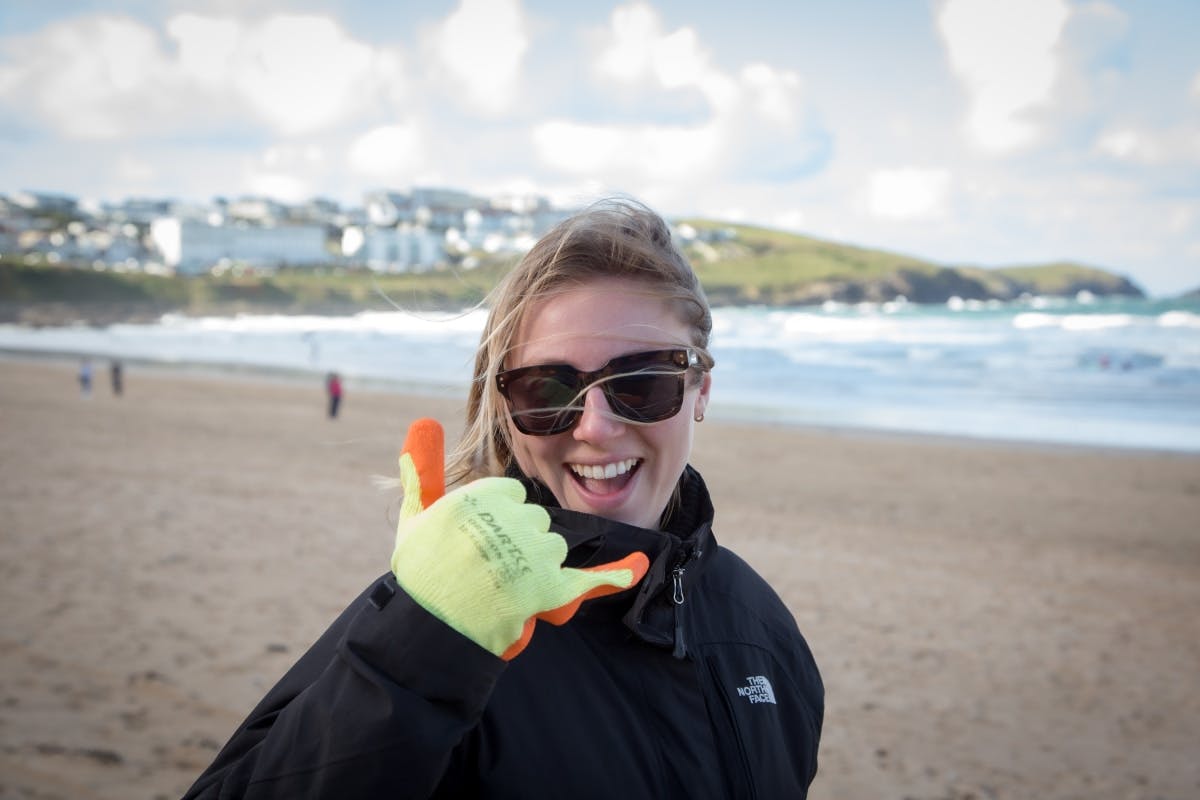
<box><xmin>391</xmin><ymin>418</ymin><xmax>649</xmax><ymax>660</ymax></box>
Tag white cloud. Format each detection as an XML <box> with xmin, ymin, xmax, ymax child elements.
<box><xmin>869</xmin><ymin>168</ymin><xmax>952</xmax><ymax>220</ymax></box>
<box><xmin>0</xmin><ymin>16</ymin><xmax>177</xmax><ymax>139</ymax></box>
<box><xmin>740</xmin><ymin>63</ymin><xmax>803</xmax><ymax>126</ymax></box>
<box><xmin>347</xmin><ymin>123</ymin><xmax>426</xmax><ymax>180</ymax></box>
<box><xmin>113</xmin><ymin>153</ymin><xmax>157</xmax><ymax>185</ymax></box>
<box><xmin>1094</xmin><ymin>126</ymin><xmax>1200</xmax><ymax>165</ymax></box>
<box><xmin>0</xmin><ymin>12</ymin><xmax>408</xmax><ymax>140</ymax></box>
<box><xmin>770</xmin><ymin>209</ymin><xmax>808</xmax><ymax>232</ymax></box>
<box><xmin>199</xmin><ymin>14</ymin><xmax>383</xmax><ymax>136</ymax></box>
<box><xmin>1094</xmin><ymin>129</ymin><xmax>1143</xmax><ymax>160</ymax></box>
<box><xmin>653</xmin><ymin>27</ymin><xmax>708</xmax><ymax>90</ymax></box>
<box><xmin>937</xmin><ymin>0</ymin><xmax>1071</xmax><ymax>153</ymax></box>
<box><xmin>246</xmin><ymin>172</ymin><xmax>311</xmax><ymax>204</ymax></box>
<box><xmin>594</xmin><ymin>3</ymin><xmax>658</xmax><ymax>82</ymax></box>
<box><xmin>1166</xmin><ymin>205</ymin><xmax>1195</xmax><ymax>235</ymax></box>
<box><xmin>594</xmin><ymin>3</ymin><xmax>728</xmax><ymax>102</ymax></box>
<box><xmin>168</xmin><ymin>14</ymin><xmax>240</xmax><ymax>89</ymax></box>
<box><xmin>169</xmin><ymin>13</ymin><xmax>408</xmax><ymax>137</ymax></box>
<box><xmin>250</xmin><ymin>143</ymin><xmax>331</xmax><ymax>200</ymax></box>
<box><xmin>537</xmin><ymin>2</ymin><xmax>813</xmax><ymax>186</ymax></box>
<box><xmin>426</xmin><ymin>0</ymin><xmax>529</xmax><ymax>114</ymax></box>
<box><xmin>532</xmin><ymin>121</ymin><xmax>720</xmax><ymax>181</ymax></box>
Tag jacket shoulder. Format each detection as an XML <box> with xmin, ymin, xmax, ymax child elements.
<box><xmin>696</xmin><ymin>546</ymin><xmax>823</xmax><ymax>691</ymax></box>
<box><xmin>703</xmin><ymin>546</ymin><xmax>800</xmax><ymax>632</ymax></box>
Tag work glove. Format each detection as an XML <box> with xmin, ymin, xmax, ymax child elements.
<box><xmin>391</xmin><ymin>418</ymin><xmax>650</xmax><ymax>661</ymax></box>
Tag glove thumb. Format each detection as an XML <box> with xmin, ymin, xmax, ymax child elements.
<box><xmin>541</xmin><ymin>552</ymin><xmax>651</xmax><ymax>625</ymax></box>
<box><xmin>398</xmin><ymin>418</ymin><xmax>445</xmax><ymax>519</ymax></box>
<box><xmin>499</xmin><ymin>551</ymin><xmax>650</xmax><ymax>661</ymax></box>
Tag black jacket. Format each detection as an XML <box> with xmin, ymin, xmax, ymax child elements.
<box><xmin>183</xmin><ymin>466</ymin><xmax>823</xmax><ymax>798</ymax></box>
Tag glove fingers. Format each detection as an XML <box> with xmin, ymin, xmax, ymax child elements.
<box><xmin>468</xmin><ymin>475</ymin><xmax>534</xmax><ymax>505</ymax></box>
<box><xmin>538</xmin><ymin>552</ymin><xmax>651</xmax><ymax>627</ymax></box>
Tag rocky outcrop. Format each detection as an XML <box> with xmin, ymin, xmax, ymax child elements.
<box><xmin>702</xmin><ymin>265</ymin><xmax>1144</xmax><ymax>307</ymax></box>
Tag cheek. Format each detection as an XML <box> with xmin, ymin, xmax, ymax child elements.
<box><xmin>646</xmin><ymin>417</ymin><xmax>693</xmax><ymax>471</ymax></box>
<box><xmin>509</xmin><ymin>431</ymin><xmax>552</xmax><ymax>483</ymax></box>
<box><xmin>503</xmin><ymin>419</ymin><xmax>531</xmax><ymax>472</ymax></box>
<box><xmin>510</xmin><ymin>434</ymin><xmax>533</xmax><ymax>473</ymax></box>
<box><xmin>676</xmin><ymin>418</ymin><xmax>698</xmax><ymax>465</ymax></box>
<box><xmin>670</xmin><ymin>424</ymin><xmax>694</xmax><ymax>463</ymax></box>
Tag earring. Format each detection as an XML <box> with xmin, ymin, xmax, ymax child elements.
<box><xmin>694</xmin><ymin>412</ymin><xmax>705</xmax><ymax>422</ymax></box>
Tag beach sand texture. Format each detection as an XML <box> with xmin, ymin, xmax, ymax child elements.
<box><xmin>2</xmin><ymin>358</ymin><xmax>1198</xmax><ymax>799</ymax></box>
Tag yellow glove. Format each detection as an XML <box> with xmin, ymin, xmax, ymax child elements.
<box><xmin>391</xmin><ymin>419</ymin><xmax>649</xmax><ymax>660</ymax></box>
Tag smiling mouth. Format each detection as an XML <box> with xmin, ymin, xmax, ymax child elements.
<box><xmin>568</xmin><ymin>458</ymin><xmax>641</xmax><ymax>493</ymax></box>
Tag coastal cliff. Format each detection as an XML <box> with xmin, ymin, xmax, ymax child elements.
<box><xmin>681</xmin><ymin>221</ymin><xmax>1144</xmax><ymax>306</ymax></box>
<box><xmin>699</xmin><ymin>263</ymin><xmax>1144</xmax><ymax>306</ymax></box>
<box><xmin>2</xmin><ymin>219</ymin><xmax>1147</xmax><ymax>326</ymax></box>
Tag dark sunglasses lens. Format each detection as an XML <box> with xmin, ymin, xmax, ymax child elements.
<box><xmin>500</xmin><ymin>349</ymin><xmax>693</xmax><ymax>435</ymax></box>
<box><xmin>605</xmin><ymin>373</ymin><xmax>683</xmax><ymax>422</ymax></box>
<box><xmin>505</xmin><ymin>374</ymin><xmax>580</xmax><ymax>434</ymax></box>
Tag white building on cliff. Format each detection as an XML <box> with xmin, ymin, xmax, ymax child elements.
<box><xmin>150</xmin><ymin>218</ymin><xmax>330</xmax><ymax>274</ymax></box>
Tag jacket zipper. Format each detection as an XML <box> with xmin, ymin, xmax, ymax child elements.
<box><xmin>705</xmin><ymin>657</ymin><xmax>759</xmax><ymax>800</ymax></box>
<box><xmin>670</xmin><ymin>546</ymin><xmax>701</xmax><ymax>659</ymax></box>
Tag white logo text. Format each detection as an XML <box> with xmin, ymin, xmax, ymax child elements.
<box><xmin>736</xmin><ymin>675</ymin><xmax>776</xmax><ymax>705</ymax></box>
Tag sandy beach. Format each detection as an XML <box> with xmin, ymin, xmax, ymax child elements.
<box><xmin>1</xmin><ymin>356</ymin><xmax>1198</xmax><ymax>799</ymax></box>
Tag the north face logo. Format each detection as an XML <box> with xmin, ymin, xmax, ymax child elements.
<box><xmin>736</xmin><ymin>675</ymin><xmax>776</xmax><ymax>705</ymax></box>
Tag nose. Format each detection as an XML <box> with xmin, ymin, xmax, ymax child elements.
<box><xmin>572</xmin><ymin>386</ymin><xmax>624</xmax><ymax>442</ymax></box>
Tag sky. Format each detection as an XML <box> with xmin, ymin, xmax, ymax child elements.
<box><xmin>1</xmin><ymin>0</ymin><xmax>1198</xmax><ymax>296</ymax></box>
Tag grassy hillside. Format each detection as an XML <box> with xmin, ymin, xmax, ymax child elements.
<box><xmin>682</xmin><ymin>220</ymin><xmax>938</xmax><ymax>284</ymax></box>
<box><xmin>0</xmin><ymin>257</ymin><xmax>511</xmax><ymax>324</ymax></box>
<box><xmin>679</xmin><ymin>220</ymin><xmax>1141</xmax><ymax>304</ymax></box>
<box><xmin>1</xmin><ymin>222</ymin><xmax>1143</xmax><ymax>325</ymax></box>
<box><xmin>678</xmin><ymin>220</ymin><xmax>941</xmax><ymax>304</ymax></box>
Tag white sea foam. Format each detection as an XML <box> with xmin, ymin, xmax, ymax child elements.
<box><xmin>1159</xmin><ymin>310</ymin><xmax>1200</xmax><ymax>329</ymax></box>
<box><xmin>1059</xmin><ymin>313</ymin><xmax>1135</xmax><ymax>331</ymax></box>
<box><xmin>5</xmin><ymin>298</ymin><xmax>1199</xmax><ymax>451</ymax></box>
<box><xmin>1012</xmin><ymin>312</ymin><xmax>1058</xmax><ymax>329</ymax></box>
<box><xmin>169</xmin><ymin>309</ymin><xmax>488</xmax><ymax>336</ymax></box>
<box><xmin>1013</xmin><ymin>312</ymin><xmax>1135</xmax><ymax>331</ymax></box>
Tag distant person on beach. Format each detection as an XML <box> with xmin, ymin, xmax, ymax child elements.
<box><xmin>184</xmin><ymin>199</ymin><xmax>823</xmax><ymax>798</ymax></box>
<box><xmin>110</xmin><ymin>360</ymin><xmax>123</xmax><ymax>396</ymax></box>
<box><xmin>325</xmin><ymin>372</ymin><xmax>343</xmax><ymax>418</ymax></box>
<box><xmin>78</xmin><ymin>359</ymin><xmax>92</xmax><ymax>396</ymax></box>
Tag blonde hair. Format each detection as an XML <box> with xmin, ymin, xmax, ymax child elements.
<box><xmin>446</xmin><ymin>197</ymin><xmax>714</xmax><ymax>487</ymax></box>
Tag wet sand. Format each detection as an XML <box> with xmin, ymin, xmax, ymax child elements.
<box><xmin>1</xmin><ymin>357</ymin><xmax>1198</xmax><ymax>799</ymax></box>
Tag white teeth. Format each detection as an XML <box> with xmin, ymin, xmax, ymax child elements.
<box><xmin>570</xmin><ymin>458</ymin><xmax>639</xmax><ymax>480</ymax></box>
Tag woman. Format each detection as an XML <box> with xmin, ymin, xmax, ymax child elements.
<box><xmin>325</xmin><ymin>371</ymin><xmax>343</xmax><ymax>418</ymax></box>
<box><xmin>184</xmin><ymin>199</ymin><xmax>823</xmax><ymax>798</ymax></box>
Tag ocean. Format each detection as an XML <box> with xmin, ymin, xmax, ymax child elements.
<box><xmin>4</xmin><ymin>295</ymin><xmax>1199</xmax><ymax>452</ymax></box>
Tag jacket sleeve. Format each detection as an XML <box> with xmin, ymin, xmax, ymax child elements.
<box><xmin>182</xmin><ymin>573</ymin><xmax>505</xmax><ymax>799</ymax></box>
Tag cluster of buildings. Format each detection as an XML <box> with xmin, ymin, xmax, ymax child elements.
<box><xmin>0</xmin><ymin>188</ymin><xmax>577</xmax><ymax>276</ymax></box>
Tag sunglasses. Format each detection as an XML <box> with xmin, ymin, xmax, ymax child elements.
<box><xmin>496</xmin><ymin>348</ymin><xmax>701</xmax><ymax>436</ymax></box>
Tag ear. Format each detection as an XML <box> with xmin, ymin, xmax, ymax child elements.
<box><xmin>692</xmin><ymin>370</ymin><xmax>712</xmax><ymax>420</ymax></box>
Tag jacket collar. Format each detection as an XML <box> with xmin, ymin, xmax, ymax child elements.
<box><xmin>507</xmin><ymin>463</ymin><xmax>717</xmax><ymax>648</ymax></box>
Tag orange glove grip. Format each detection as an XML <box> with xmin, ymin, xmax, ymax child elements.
<box><xmin>499</xmin><ymin>552</ymin><xmax>650</xmax><ymax>660</ymax></box>
<box><xmin>399</xmin><ymin>417</ymin><xmax>445</xmax><ymax>510</ymax></box>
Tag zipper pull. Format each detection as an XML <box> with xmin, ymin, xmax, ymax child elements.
<box><xmin>671</xmin><ymin>566</ymin><xmax>686</xmax><ymax>659</ymax></box>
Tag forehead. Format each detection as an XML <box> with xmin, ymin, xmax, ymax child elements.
<box><xmin>511</xmin><ymin>278</ymin><xmax>690</xmax><ymax>368</ymax></box>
